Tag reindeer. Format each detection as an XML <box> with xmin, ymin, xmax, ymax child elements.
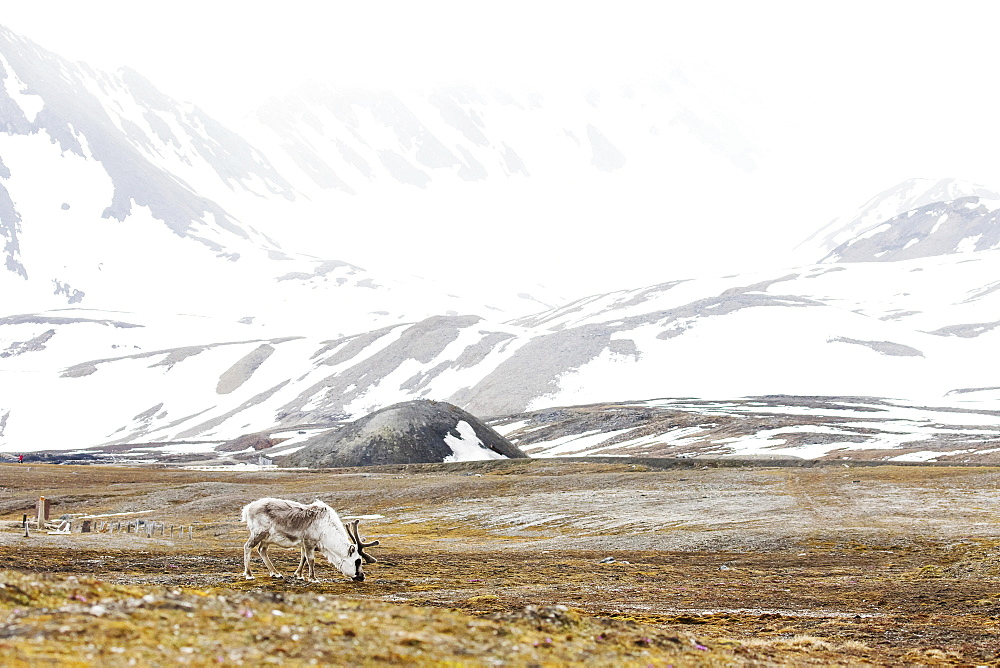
<box><xmin>241</xmin><ymin>498</ymin><xmax>379</xmax><ymax>582</ymax></box>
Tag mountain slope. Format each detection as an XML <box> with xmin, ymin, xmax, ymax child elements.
<box><xmin>0</xmin><ymin>22</ymin><xmax>770</xmax><ymax>315</ymax></box>
<box><xmin>0</xmin><ymin>26</ymin><xmax>555</xmax><ymax>330</ymax></box>
<box><xmin>820</xmin><ymin>196</ymin><xmax>1000</xmax><ymax>263</ymax></box>
<box><xmin>226</xmin><ymin>78</ymin><xmax>767</xmax><ymax>294</ymax></box>
<box><xmin>490</xmin><ymin>396</ymin><xmax>1000</xmax><ymax>463</ymax></box>
<box><xmin>245</xmin><ymin>81</ymin><xmax>760</xmax><ymax>199</ymax></box>
<box><xmin>796</xmin><ymin>177</ymin><xmax>1000</xmax><ymax>263</ymax></box>
<box><xmin>0</xmin><ymin>26</ymin><xmax>288</xmax><ymax>257</ymax></box>
<box><xmin>0</xmin><ymin>25</ymin><xmax>298</xmax><ymax>316</ymax></box>
<box><xmin>5</xmin><ymin>245</ymin><xmax>1000</xmax><ymax>454</ymax></box>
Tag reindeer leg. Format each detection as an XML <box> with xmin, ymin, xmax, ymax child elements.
<box><xmin>259</xmin><ymin>543</ymin><xmax>283</xmax><ymax>578</ymax></box>
<box><xmin>299</xmin><ymin>542</ymin><xmax>317</xmax><ymax>582</ymax></box>
<box><xmin>254</xmin><ymin>546</ymin><xmax>268</xmax><ymax>575</ymax></box>
<box><xmin>244</xmin><ymin>532</ymin><xmax>267</xmax><ymax>580</ymax></box>
<box><xmin>294</xmin><ymin>545</ymin><xmax>308</xmax><ymax>580</ymax></box>
<box><xmin>307</xmin><ymin>546</ymin><xmax>318</xmax><ymax>582</ymax></box>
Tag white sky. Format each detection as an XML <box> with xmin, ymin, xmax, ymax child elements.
<box><xmin>4</xmin><ymin>1</ymin><xmax>1000</xmax><ymax>297</ymax></box>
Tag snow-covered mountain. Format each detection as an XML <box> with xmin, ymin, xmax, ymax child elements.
<box><xmin>796</xmin><ymin>177</ymin><xmax>1000</xmax><ymax>263</ymax></box>
<box><xmin>820</xmin><ymin>195</ymin><xmax>1000</xmax><ymax>264</ymax></box>
<box><xmin>5</xmin><ymin>244</ymin><xmax>1000</xmax><ymax>454</ymax></box>
<box><xmin>0</xmin><ymin>27</ymin><xmax>283</xmax><ymax>299</ymax></box>
<box><xmin>243</xmin><ymin>80</ymin><xmax>759</xmax><ymax>199</ymax></box>
<box><xmin>214</xmin><ymin>76</ymin><xmax>768</xmax><ymax>294</ymax></box>
<box><xmin>3</xmin><ymin>23</ymin><xmax>1000</xmax><ymax>463</ymax></box>
<box><xmin>0</xmin><ymin>22</ymin><xmax>762</xmax><ymax>322</ymax></box>
<box><xmin>0</xmin><ymin>26</ymin><xmax>563</xmax><ymax>328</ymax></box>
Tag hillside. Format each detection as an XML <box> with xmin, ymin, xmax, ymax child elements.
<box><xmin>5</xmin><ymin>243</ymin><xmax>1000</xmax><ymax>460</ymax></box>
<box><xmin>795</xmin><ymin>177</ymin><xmax>1000</xmax><ymax>263</ymax></box>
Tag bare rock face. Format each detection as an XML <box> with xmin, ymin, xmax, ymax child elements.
<box><xmin>282</xmin><ymin>400</ymin><xmax>527</xmax><ymax>468</ymax></box>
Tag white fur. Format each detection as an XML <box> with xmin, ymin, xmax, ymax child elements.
<box><xmin>241</xmin><ymin>497</ymin><xmax>362</xmax><ymax>582</ymax></box>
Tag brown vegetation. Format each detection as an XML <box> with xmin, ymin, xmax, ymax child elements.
<box><xmin>2</xmin><ymin>460</ymin><xmax>1000</xmax><ymax>665</ymax></box>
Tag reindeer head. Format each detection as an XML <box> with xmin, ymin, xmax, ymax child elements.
<box><xmin>322</xmin><ymin>519</ymin><xmax>379</xmax><ymax>581</ymax></box>
<box><xmin>323</xmin><ymin>541</ymin><xmax>364</xmax><ymax>581</ymax></box>
<box><xmin>337</xmin><ymin>519</ymin><xmax>380</xmax><ymax>582</ymax></box>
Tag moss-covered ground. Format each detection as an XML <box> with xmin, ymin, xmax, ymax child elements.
<box><xmin>2</xmin><ymin>461</ymin><xmax>1000</xmax><ymax>665</ymax></box>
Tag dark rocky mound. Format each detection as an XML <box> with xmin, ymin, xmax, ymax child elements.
<box><xmin>282</xmin><ymin>400</ymin><xmax>528</xmax><ymax>468</ymax></box>
<box><xmin>217</xmin><ymin>432</ymin><xmax>285</xmax><ymax>452</ymax></box>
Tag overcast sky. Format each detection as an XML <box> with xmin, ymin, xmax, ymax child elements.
<box><xmin>4</xmin><ymin>1</ymin><xmax>1000</xmax><ymax>295</ymax></box>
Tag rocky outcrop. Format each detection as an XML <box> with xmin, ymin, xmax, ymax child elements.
<box><xmin>218</xmin><ymin>432</ymin><xmax>284</xmax><ymax>453</ymax></box>
<box><xmin>282</xmin><ymin>400</ymin><xmax>527</xmax><ymax>468</ymax></box>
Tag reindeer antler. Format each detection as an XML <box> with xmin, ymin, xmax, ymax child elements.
<box><xmin>347</xmin><ymin>519</ymin><xmax>380</xmax><ymax>564</ymax></box>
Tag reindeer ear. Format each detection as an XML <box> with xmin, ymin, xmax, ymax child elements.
<box><xmin>348</xmin><ymin>544</ymin><xmax>357</xmax><ymax>556</ymax></box>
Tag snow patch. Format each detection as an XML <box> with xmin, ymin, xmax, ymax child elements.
<box><xmin>492</xmin><ymin>420</ymin><xmax>529</xmax><ymax>436</ymax></box>
<box><xmin>956</xmin><ymin>234</ymin><xmax>982</xmax><ymax>253</ymax></box>
<box><xmin>135</xmin><ymin>442</ymin><xmax>223</xmax><ymax>455</ymax></box>
<box><xmin>0</xmin><ymin>53</ymin><xmax>44</xmax><ymax>122</ymax></box>
<box><xmin>929</xmin><ymin>213</ymin><xmax>949</xmax><ymax>235</ymax></box>
<box><xmin>443</xmin><ymin>420</ymin><xmax>503</xmax><ymax>462</ymax></box>
<box><xmin>527</xmin><ymin>428</ymin><xmax>635</xmax><ymax>457</ymax></box>
<box><xmin>888</xmin><ymin>449</ymin><xmax>973</xmax><ymax>463</ymax></box>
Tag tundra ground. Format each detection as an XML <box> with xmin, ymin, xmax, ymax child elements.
<box><xmin>2</xmin><ymin>460</ymin><xmax>1000</xmax><ymax>666</ymax></box>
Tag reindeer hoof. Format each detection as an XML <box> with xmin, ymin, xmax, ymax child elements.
<box><xmin>244</xmin><ymin>574</ymin><xmax>255</xmax><ymax>580</ymax></box>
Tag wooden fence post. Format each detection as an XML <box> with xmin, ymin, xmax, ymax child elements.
<box><xmin>22</xmin><ymin>514</ymin><xmax>28</xmax><ymax>538</ymax></box>
<box><xmin>36</xmin><ymin>496</ymin><xmax>49</xmax><ymax>529</ymax></box>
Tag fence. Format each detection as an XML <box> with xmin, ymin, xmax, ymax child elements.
<box><xmin>18</xmin><ymin>497</ymin><xmax>245</xmax><ymax>540</ymax></box>
<box><xmin>20</xmin><ymin>513</ymin><xmax>197</xmax><ymax>540</ymax></box>
<box><xmin>87</xmin><ymin>519</ymin><xmax>196</xmax><ymax>539</ymax></box>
